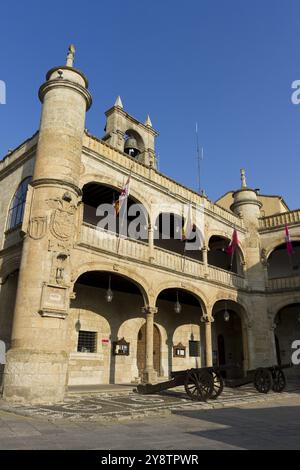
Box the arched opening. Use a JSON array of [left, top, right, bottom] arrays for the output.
[[208, 236, 243, 274], [82, 182, 148, 242], [155, 288, 205, 376], [268, 242, 300, 279], [212, 300, 246, 378], [137, 324, 161, 377], [124, 130, 144, 158], [154, 212, 203, 261], [274, 303, 300, 375], [69, 270, 146, 386]]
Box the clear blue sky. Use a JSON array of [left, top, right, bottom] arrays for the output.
[[1, 0, 300, 208]]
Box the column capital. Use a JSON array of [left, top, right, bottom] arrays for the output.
[[201, 314, 214, 323], [142, 306, 158, 315]]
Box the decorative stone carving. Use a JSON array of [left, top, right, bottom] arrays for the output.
[[29, 216, 48, 240], [48, 193, 77, 242], [261, 248, 268, 267]]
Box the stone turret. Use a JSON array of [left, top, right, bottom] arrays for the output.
[[231, 170, 265, 291], [3, 46, 92, 404], [231, 169, 262, 227]]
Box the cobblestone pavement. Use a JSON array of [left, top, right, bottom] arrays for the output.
[[1, 394, 300, 449], [1, 380, 300, 422]]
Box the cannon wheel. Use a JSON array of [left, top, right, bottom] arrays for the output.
[[272, 369, 286, 393], [254, 368, 273, 394], [209, 370, 224, 400], [184, 369, 214, 402]]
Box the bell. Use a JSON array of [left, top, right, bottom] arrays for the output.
[[124, 137, 140, 158]]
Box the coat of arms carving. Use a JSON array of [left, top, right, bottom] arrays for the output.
[[29, 217, 48, 240], [48, 192, 77, 242]]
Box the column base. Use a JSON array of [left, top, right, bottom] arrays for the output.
[[3, 349, 68, 404], [142, 369, 158, 384]]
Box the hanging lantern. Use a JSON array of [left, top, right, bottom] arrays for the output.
[[224, 309, 230, 322], [174, 291, 182, 314], [106, 275, 114, 303]]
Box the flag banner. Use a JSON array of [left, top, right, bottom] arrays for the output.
[[285, 224, 293, 256], [182, 204, 194, 242], [114, 176, 131, 216], [226, 229, 239, 256]]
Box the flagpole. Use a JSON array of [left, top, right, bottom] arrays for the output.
[[196, 123, 201, 194]]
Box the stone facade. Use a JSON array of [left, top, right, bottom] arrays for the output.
[[0, 46, 299, 404]]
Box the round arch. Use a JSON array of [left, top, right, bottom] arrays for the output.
[[208, 234, 245, 275], [154, 282, 208, 316], [124, 129, 145, 152], [212, 298, 250, 373], [80, 174, 151, 217], [72, 262, 151, 307], [265, 235, 300, 261]]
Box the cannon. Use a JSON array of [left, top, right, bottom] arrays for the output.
[[225, 363, 292, 394], [136, 366, 226, 402], [136, 363, 292, 402]]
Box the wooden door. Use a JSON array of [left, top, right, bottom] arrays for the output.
[[137, 324, 161, 376]]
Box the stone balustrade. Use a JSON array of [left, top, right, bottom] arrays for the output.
[[267, 275, 300, 291], [80, 223, 246, 290], [259, 210, 300, 231]]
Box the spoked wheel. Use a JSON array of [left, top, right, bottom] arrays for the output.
[[254, 368, 273, 394], [272, 369, 286, 393], [184, 369, 214, 402], [209, 370, 224, 400]]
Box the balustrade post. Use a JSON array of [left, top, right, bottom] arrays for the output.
[[148, 224, 155, 263]]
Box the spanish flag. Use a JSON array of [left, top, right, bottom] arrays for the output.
[[114, 176, 131, 216]]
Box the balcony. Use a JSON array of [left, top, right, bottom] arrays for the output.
[[267, 275, 300, 291], [79, 223, 246, 290], [259, 209, 300, 231]]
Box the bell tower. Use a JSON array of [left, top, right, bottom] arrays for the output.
[[3, 46, 92, 404], [103, 97, 158, 168]]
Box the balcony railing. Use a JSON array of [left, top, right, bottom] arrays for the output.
[[259, 210, 300, 231], [79, 223, 246, 289], [267, 275, 300, 291]]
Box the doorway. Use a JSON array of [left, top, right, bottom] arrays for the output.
[[137, 324, 161, 376]]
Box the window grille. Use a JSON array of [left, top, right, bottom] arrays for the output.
[[77, 331, 97, 353]]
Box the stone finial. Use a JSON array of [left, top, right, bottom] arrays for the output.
[[241, 168, 247, 188], [66, 44, 76, 67], [145, 115, 152, 127], [114, 96, 123, 109]]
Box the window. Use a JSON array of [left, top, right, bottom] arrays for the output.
[[189, 341, 200, 357], [6, 177, 32, 231], [77, 331, 97, 353]]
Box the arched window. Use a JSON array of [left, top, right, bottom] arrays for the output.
[[6, 177, 32, 231]]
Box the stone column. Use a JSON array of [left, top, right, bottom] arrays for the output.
[[148, 223, 155, 263], [142, 306, 158, 383], [203, 315, 214, 367]]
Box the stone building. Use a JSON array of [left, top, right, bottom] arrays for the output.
[[0, 46, 299, 404]]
